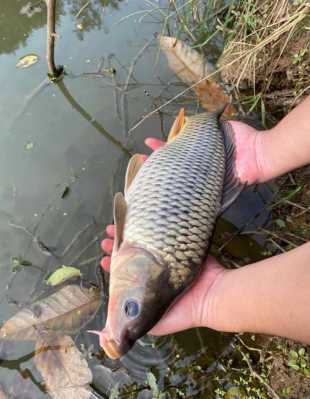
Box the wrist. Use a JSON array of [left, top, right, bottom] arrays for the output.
[[202, 265, 261, 334], [255, 127, 280, 183], [199, 267, 243, 332], [228, 120, 270, 185]]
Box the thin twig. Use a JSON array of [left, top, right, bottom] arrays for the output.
[[284, 199, 306, 210], [261, 228, 297, 248], [295, 206, 310, 218], [268, 237, 285, 253]]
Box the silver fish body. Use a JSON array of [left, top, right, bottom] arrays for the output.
[[97, 110, 242, 359], [124, 112, 228, 289]]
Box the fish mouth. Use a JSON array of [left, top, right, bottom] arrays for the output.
[[101, 336, 122, 360], [97, 329, 134, 360]]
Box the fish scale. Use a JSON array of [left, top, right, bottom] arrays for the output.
[[124, 112, 226, 282]]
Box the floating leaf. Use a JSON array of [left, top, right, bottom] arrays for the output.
[[159, 36, 236, 116], [16, 53, 39, 69], [0, 284, 100, 340], [24, 142, 34, 150], [61, 186, 70, 198], [46, 266, 82, 286], [11, 256, 32, 272], [35, 333, 93, 399]]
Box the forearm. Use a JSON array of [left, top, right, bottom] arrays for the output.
[[207, 242, 310, 343], [257, 96, 310, 182]]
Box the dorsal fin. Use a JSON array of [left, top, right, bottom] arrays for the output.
[[124, 154, 144, 194], [219, 120, 245, 214], [113, 192, 127, 254], [167, 108, 186, 143]]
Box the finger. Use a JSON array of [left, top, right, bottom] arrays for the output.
[[101, 256, 111, 272], [148, 291, 196, 336], [101, 238, 113, 254], [145, 138, 165, 151], [106, 225, 115, 238]]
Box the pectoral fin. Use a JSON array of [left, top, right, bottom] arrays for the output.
[[219, 121, 245, 214], [113, 192, 127, 254], [167, 108, 186, 143]]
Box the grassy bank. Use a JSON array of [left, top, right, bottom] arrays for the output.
[[167, 0, 310, 125]]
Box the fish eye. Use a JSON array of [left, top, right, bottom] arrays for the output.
[[124, 300, 140, 318]]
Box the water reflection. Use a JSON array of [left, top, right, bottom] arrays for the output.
[[0, 1, 45, 55], [0, 0, 124, 56]]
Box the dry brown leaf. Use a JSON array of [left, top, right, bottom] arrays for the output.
[[35, 333, 92, 399], [159, 35, 236, 116], [0, 284, 100, 341], [159, 35, 216, 85]]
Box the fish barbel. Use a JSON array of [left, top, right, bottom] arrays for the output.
[[91, 108, 243, 359]]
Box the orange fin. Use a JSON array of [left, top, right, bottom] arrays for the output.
[[124, 154, 144, 194], [167, 108, 186, 143]]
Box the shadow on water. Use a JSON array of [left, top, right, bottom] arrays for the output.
[[0, 1, 276, 397]]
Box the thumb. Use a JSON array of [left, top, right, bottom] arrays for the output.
[[149, 257, 225, 336]]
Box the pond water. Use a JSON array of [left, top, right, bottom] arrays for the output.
[[0, 1, 274, 397]]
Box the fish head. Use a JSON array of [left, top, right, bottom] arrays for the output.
[[97, 243, 174, 359]]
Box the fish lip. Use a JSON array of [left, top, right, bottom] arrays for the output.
[[102, 338, 122, 360], [100, 329, 134, 359], [99, 330, 122, 359]]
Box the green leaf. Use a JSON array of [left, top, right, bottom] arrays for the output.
[[225, 386, 247, 399], [300, 358, 307, 368], [289, 350, 298, 359], [147, 372, 159, 397], [298, 348, 306, 357], [303, 368, 310, 377], [16, 53, 39, 69], [25, 142, 34, 151], [288, 361, 299, 371], [46, 266, 81, 286], [275, 219, 286, 228]]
